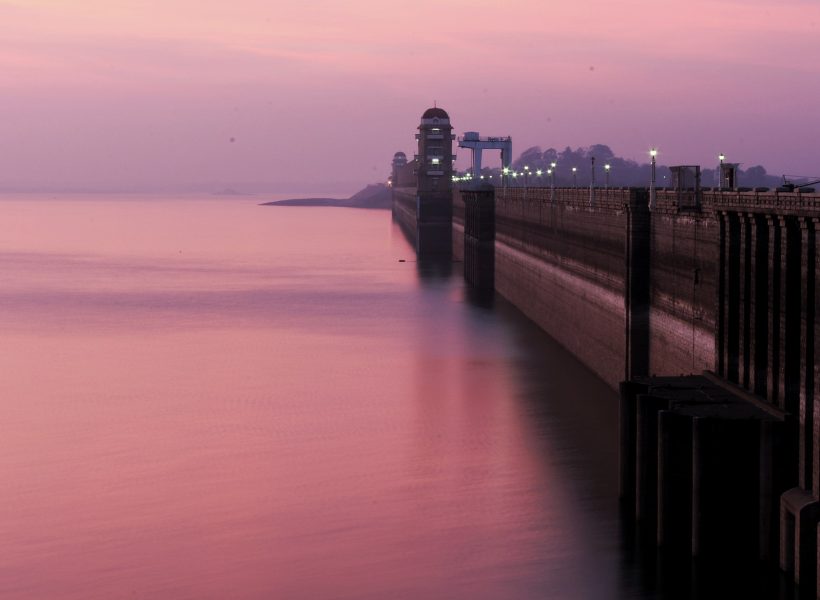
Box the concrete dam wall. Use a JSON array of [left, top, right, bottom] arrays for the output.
[[402, 180, 820, 588], [392, 186, 417, 245], [457, 186, 717, 389]]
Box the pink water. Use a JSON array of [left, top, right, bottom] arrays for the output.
[[0, 195, 671, 599]]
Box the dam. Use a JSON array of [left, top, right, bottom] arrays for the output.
[[392, 106, 820, 597]]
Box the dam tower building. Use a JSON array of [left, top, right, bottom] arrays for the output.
[[414, 107, 455, 255]]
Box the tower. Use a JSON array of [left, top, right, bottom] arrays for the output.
[[391, 151, 408, 188], [416, 107, 454, 193], [414, 107, 454, 256]]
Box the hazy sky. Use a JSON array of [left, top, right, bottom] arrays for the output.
[[1, 0, 819, 192]]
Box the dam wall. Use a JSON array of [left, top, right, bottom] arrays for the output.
[[452, 189, 465, 262], [491, 188, 638, 387], [392, 185, 452, 256], [395, 177, 820, 588], [458, 185, 820, 588], [392, 186, 417, 245], [646, 192, 719, 378], [470, 186, 716, 389], [463, 186, 820, 395]]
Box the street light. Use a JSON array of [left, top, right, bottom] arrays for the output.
[[718, 153, 725, 189], [548, 168, 555, 203], [590, 156, 596, 188], [572, 166, 578, 188], [604, 164, 611, 189], [649, 148, 658, 209]]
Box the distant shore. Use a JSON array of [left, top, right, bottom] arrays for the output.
[[261, 183, 390, 210]]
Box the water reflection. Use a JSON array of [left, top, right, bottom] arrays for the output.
[[0, 197, 795, 599], [416, 257, 454, 282]]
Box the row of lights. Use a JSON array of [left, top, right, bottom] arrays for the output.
[[453, 161, 615, 187], [453, 149, 730, 188]]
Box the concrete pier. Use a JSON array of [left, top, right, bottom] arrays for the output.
[[619, 375, 787, 561]]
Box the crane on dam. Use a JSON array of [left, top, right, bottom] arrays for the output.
[[457, 132, 512, 181]]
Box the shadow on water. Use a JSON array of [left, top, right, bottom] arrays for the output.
[[464, 289, 801, 600]]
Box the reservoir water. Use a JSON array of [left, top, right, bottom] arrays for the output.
[[0, 195, 781, 599]]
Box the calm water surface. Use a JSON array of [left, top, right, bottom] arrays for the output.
[[0, 195, 779, 599]]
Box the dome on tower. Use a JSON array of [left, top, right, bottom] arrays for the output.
[[421, 107, 449, 120]]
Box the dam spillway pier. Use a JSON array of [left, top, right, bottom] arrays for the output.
[[392, 105, 820, 596]]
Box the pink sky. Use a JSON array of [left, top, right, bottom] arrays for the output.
[[1, 0, 819, 192]]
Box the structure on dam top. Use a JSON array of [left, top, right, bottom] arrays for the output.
[[457, 132, 512, 179], [391, 106, 455, 256]]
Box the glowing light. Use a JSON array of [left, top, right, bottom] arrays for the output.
[[605, 164, 611, 171], [550, 162, 557, 168], [649, 148, 658, 157]]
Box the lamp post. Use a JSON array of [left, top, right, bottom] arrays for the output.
[[649, 148, 657, 209], [718, 153, 725, 190], [572, 166, 578, 188], [604, 164, 611, 189], [590, 157, 596, 187], [524, 165, 530, 188], [502, 166, 509, 189]]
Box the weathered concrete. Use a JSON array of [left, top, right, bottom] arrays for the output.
[[473, 187, 714, 388], [491, 188, 637, 387]]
